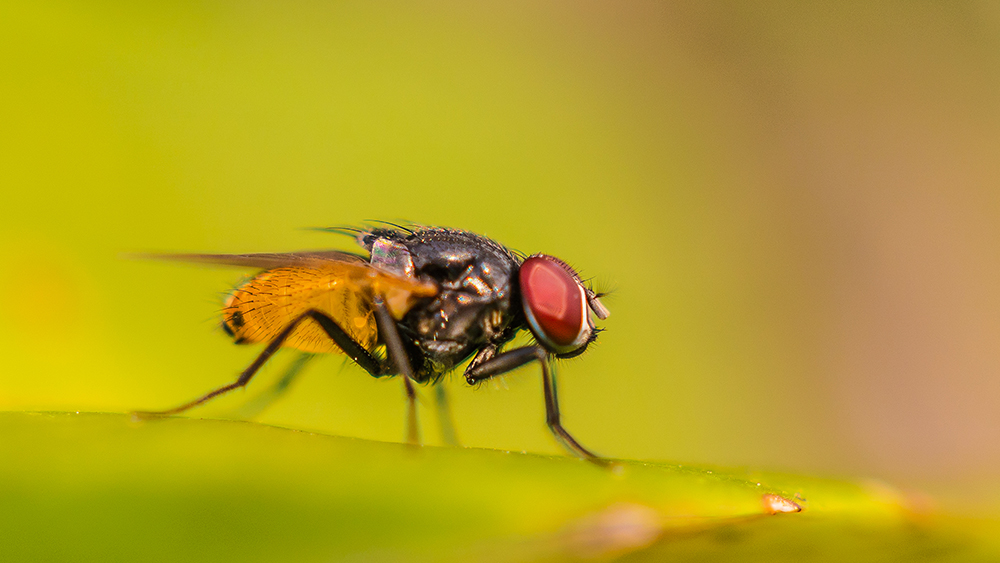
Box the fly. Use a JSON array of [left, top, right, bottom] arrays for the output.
[[135, 224, 611, 462]]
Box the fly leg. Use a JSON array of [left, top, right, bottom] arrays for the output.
[[464, 346, 605, 464], [133, 309, 388, 418], [434, 384, 460, 447], [234, 352, 316, 419], [372, 296, 421, 445]]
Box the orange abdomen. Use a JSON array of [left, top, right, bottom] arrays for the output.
[[222, 265, 379, 354]]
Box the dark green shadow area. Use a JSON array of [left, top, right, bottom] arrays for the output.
[[0, 412, 996, 562]]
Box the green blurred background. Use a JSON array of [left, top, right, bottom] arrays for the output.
[[2, 1, 999, 496]]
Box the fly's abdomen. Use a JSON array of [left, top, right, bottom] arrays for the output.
[[222, 265, 378, 354]]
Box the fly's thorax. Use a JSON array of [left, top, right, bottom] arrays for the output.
[[403, 291, 515, 380], [407, 289, 513, 344], [360, 225, 524, 374]]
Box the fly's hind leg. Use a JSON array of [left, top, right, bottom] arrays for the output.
[[133, 309, 387, 419], [234, 352, 317, 419]]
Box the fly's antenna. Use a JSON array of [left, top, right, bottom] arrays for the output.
[[587, 291, 611, 320], [583, 279, 613, 320]]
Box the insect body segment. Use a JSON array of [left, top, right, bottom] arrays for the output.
[[519, 255, 593, 354], [222, 261, 437, 354], [223, 265, 380, 354]]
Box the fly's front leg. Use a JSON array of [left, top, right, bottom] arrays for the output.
[[134, 309, 387, 419], [373, 296, 421, 445], [464, 346, 604, 464]]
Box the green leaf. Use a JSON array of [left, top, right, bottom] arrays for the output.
[[0, 412, 995, 562]]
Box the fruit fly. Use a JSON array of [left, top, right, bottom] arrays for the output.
[[136, 224, 610, 461]]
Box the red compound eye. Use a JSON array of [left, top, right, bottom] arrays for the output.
[[519, 255, 591, 353]]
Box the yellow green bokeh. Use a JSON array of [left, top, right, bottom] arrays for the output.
[[3, 1, 1000, 542]]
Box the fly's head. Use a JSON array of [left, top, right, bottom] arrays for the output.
[[518, 254, 609, 358]]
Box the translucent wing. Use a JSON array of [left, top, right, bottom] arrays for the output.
[[141, 250, 369, 269], [146, 251, 437, 355]]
